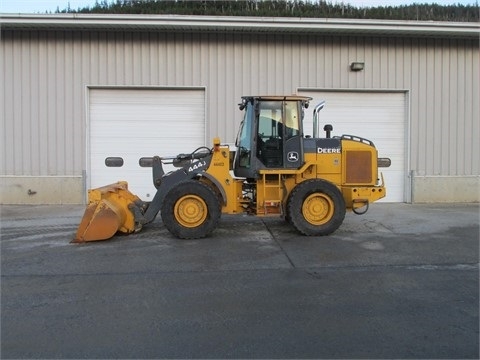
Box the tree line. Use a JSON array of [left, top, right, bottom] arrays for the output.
[[55, 0, 479, 22]]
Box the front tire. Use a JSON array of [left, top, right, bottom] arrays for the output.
[[161, 180, 221, 239], [287, 179, 346, 236]]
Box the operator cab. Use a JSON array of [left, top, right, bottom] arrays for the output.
[[233, 95, 312, 179]]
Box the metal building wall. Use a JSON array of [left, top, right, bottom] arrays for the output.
[[1, 29, 478, 203]]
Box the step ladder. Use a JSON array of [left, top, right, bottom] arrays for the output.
[[261, 173, 284, 215]]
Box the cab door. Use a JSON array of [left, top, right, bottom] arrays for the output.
[[257, 100, 304, 169]]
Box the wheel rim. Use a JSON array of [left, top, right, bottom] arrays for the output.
[[302, 193, 335, 225], [174, 195, 208, 228]]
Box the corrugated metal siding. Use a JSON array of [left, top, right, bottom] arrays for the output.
[[1, 30, 478, 178]]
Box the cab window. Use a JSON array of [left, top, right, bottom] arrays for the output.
[[284, 101, 300, 139]]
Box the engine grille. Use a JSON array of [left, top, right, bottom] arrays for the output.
[[345, 151, 372, 184]]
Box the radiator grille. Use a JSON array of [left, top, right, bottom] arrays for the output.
[[345, 151, 372, 183]]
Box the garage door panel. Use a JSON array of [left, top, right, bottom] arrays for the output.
[[91, 126, 197, 139], [300, 90, 406, 202], [89, 88, 205, 201]]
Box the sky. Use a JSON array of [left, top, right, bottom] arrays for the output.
[[0, 0, 477, 14]]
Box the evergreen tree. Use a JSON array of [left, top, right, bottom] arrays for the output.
[[62, 0, 479, 22]]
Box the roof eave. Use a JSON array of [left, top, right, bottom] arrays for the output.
[[1, 14, 478, 39]]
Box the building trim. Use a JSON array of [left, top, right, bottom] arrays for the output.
[[1, 14, 478, 39]]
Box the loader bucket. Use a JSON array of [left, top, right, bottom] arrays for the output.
[[72, 181, 142, 243]]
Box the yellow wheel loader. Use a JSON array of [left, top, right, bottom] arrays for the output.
[[73, 96, 390, 243]]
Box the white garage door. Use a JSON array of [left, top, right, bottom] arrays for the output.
[[299, 90, 406, 202], [89, 88, 205, 201]]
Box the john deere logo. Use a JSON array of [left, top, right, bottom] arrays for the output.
[[287, 151, 299, 162]]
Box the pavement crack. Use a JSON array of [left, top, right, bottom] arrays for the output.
[[261, 218, 296, 268], [301, 262, 480, 274]]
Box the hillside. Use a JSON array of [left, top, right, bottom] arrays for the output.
[[54, 0, 479, 22]]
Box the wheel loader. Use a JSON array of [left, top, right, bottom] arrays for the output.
[[73, 95, 390, 243]]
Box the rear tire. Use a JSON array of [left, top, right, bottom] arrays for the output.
[[287, 179, 346, 236], [161, 180, 221, 239]]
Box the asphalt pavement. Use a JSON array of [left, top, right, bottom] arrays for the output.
[[1, 203, 479, 359]]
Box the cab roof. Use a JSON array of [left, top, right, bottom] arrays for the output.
[[242, 95, 312, 102]]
